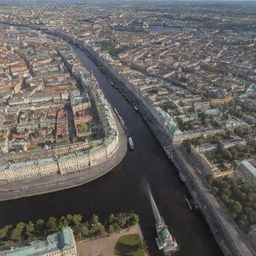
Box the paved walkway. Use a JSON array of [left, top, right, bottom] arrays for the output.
[[174, 146, 255, 256], [76, 224, 146, 256]]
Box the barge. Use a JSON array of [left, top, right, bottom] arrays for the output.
[[128, 136, 134, 150]]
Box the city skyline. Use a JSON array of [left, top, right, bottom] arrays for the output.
[[0, 1, 255, 256]]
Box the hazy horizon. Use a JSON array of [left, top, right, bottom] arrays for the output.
[[0, 0, 256, 3]]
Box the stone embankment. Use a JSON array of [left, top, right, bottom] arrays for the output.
[[0, 23, 127, 201], [0, 115, 127, 202]]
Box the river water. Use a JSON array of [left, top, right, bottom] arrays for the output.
[[0, 46, 222, 256], [148, 25, 196, 32]]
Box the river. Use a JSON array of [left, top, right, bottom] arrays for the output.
[[0, 44, 222, 256], [148, 25, 196, 32]]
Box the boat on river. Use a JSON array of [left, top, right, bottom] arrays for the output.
[[128, 136, 134, 150], [113, 108, 125, 127], [178, 172, 186, 183], [184, 195, 199, 211], [108, 77, 115, 86], [147, 185, 179, 255], [156, 219, 179, 255]]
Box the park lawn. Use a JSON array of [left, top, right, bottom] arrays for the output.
[[114, 234, 146, 256]]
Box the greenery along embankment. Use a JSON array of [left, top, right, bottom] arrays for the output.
[[208, 176, 256, 232], [114, 234, 146, 256], [205, 143, 256, 164], [0, 212, 139, 249], [100, 42, 130, 58], [183, 133, 256, 171]]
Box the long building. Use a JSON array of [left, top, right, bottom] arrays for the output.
[[0, 88, 120, 183], [238, 160, 256, 187], [0, 28, 125, 193]]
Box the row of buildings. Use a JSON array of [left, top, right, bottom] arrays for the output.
[[0, 2, 255, 254], [0, 25, 121, 184]]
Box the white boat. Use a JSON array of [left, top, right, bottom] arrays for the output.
[[156, 221, 179, 255], [113, 108, 125, 127], [184, 195, 199, 211], [128, 136, 134, 150], [147, 185, 179, 255], [179, 172, 186, 183], [108, 77, 115, 86], [184, 195, 193, 210]]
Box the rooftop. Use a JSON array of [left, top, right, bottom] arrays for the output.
[[240, 160, 256, 178], [1, 227, 76, 256]]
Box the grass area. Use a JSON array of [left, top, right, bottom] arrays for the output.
[[114, 234, 146, 256]]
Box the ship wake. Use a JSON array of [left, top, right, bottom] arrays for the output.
[[145, 181, 179, 255]]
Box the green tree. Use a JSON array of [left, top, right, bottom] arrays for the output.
[[183, 140, 192, 153], [58, 216, 69, 229], [221, 193, 230, 204], [0, 225, 12, 240], [108, 214, 115, 224], [81, 226, 90, 238], [35, 219, 45, 234], [74, 229, 84, 241], [72, 214, 83, 226], [24, 221, 35, 239], [89, 215, 105, 236], [108, 224, 116, 233], [46, 217, 58, 232], [232, 201, 243, 215], [10, 222, 26, 241], [91, 214, 100, 225], [65, 214, 74, 226], [79, 123, 89, 133]]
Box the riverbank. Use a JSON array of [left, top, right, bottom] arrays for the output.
[[1, 22, 252, 254], [0, 114, 127, 202], [172, 146, 254, 256], [0, 22, 226, 256]]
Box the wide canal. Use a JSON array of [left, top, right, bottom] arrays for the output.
[[0, 44, 223, 256]]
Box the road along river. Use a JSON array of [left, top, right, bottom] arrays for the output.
[[0, 34, 223, 256]]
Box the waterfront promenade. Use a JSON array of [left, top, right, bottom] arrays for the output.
[[0, 115, 127, 202], [173, 146, 254, 256]]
